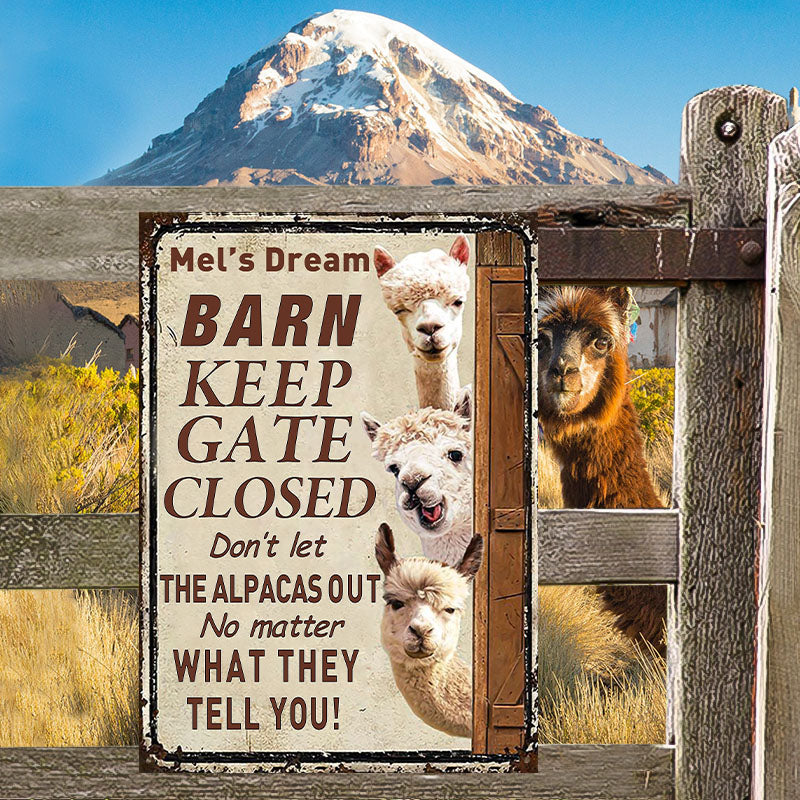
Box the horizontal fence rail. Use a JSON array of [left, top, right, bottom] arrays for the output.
[[0, 514, 137, 589], [2, 745, 674, 800], [0, 509, 678, 589], [0, 185, 691, 281], [537, 227, 766, 282], [538, 509, 678, 584]]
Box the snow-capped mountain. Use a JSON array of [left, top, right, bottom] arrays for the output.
[[92, 10, 669, 186]]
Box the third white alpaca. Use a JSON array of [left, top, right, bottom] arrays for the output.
[[376, 522, 482, 738]]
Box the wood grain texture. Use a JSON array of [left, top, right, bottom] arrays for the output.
[[0, 509, 677, 588], [538, 509, 678, 584], [681, 85, 788, 227], [753, 123, 800, 800], [674, 86, 787, 800], [476, 230, 512, 265], [0, 745, 674, 799], [0, 185, 689, 280], [0, 514, 138, 589], [674, 284, 764, 800], [472, 265, 493, 750], [486, 279, 527, 753], [538, 227, 767, 282], [476, 230, 526, 267]]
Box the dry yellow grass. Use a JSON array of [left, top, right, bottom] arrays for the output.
[[645, 428, 674, 505], [538, 585, 637, 706], [539, 643, 666, 744], [537, 442, 563, 509], [0, 590, 138, 746], [0, 355, 140, 745]]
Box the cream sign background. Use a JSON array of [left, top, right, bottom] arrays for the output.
[[142, 224, 476, 766]]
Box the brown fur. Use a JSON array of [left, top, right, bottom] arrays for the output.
[[538, 287, 666, 652]]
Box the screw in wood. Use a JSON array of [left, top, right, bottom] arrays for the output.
[[739, 240, 764, 265], [716, 119, 741, 143]]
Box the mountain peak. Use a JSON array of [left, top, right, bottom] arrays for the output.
[[92, 10, 669, 187], [285, 10, 516, 97]]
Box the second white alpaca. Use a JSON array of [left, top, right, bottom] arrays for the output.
[[361, 389, 473, 567], [374, 235, 470, 411]]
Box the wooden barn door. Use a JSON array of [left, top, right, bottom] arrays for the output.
[[472, 233, 528, 754]]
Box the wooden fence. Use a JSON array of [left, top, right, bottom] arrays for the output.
[[0, 84, 797, 799]]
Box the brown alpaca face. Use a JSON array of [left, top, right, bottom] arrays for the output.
[[537, 287, 627, 419]]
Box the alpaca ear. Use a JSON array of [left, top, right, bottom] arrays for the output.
[[599, 286, 630, 317], [374, 247, 396, 278], [537, 287, 556, 316], [375, 523, 397, 576], [360, 411, 382, 442], [449, 234, 470, 266], [454, 384, 472, 428], [456, 535, 483, 580]]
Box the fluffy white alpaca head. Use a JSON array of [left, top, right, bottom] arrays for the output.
[[361, 390, 472, 550], [374, 235, 470, 364], [375, 523, 482, 662]]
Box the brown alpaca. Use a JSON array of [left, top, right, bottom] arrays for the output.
[[537, 286, 665, 652]]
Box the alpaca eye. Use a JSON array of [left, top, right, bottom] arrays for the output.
[[444, 607, 456, 614], [447, 450, 463, 463], [393, 308, 407, 316], [388, 464, 400, 475], [594, 336, 611, 351], [389, 599, 404, 610], [452, 299, 464, 308]]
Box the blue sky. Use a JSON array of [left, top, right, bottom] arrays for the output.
[[1, 0, 797, 185]]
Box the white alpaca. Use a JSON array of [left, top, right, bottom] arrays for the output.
[[376, 522, 482, 738], [374, 235, 470, 411], [361, 389, 473, 567]]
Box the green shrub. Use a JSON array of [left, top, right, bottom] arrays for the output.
[[0, 358, 139, 513], [629, 367, 674, 445]]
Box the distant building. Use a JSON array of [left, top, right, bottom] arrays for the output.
[[0, 281, 126, 373], [119, 314, 140, 371], [629, 288, 677, 369]]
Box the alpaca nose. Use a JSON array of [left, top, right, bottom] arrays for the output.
[[416, 320, 443, 336], [408, 623, 432, 640], [550, 357, 579, 378], [401, 474, 429, 495]]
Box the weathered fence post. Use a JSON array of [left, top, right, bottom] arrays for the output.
[[753, 121, 800, 800], [674, 86, 787, 799]]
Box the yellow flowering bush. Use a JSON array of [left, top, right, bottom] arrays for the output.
[[629, 367, 675, 445], [0, 358, 139, 513]]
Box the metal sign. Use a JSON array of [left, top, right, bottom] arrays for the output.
[[139, 214, 537, 772]]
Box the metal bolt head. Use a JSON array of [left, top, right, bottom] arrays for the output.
[[739, 240, 764, 265], [717, 119, 741, 142]]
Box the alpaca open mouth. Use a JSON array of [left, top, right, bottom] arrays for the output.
[[417, 501, 446, 529]]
